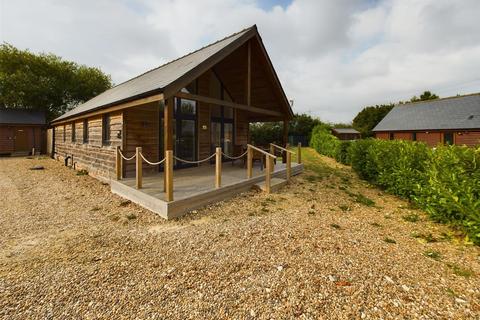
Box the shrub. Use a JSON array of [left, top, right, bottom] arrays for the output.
[[310, 131, 480, 245], [334, 140, 352, 165], [414, 146, 480, 242], [310, 124, 340, 158]]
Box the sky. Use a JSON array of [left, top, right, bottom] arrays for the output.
[[1, 0, 480, 123]]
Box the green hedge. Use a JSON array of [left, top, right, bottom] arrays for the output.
[[310, 125, 339, 158], [310, 125, 480, 244]]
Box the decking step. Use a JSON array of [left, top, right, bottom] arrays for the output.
[[253, 177, 288, 193]]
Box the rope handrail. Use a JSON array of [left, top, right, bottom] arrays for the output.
[[174, 153, 216, 164], [270, 143, 296, 154], [222, 150, 248, 160], [118, 149, 136, 161], [247, 144, 277, 159], [139, 152, 166, 166]]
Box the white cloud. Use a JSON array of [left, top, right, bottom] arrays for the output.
[[1, 0, 480, 122]]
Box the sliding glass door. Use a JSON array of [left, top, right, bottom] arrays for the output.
[[211, 105, 234, 159], [175, 97, 197, 168]]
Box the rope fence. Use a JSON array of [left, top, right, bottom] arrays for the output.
[[118, 149, 136, 161], [140, 152, 166, 166], [116, 142, 302, 201], [221, 150, 248, 160], [173, 153, 216, 164]]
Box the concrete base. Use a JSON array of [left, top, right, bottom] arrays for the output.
[[111, 162, 303, 219], [253, 177, 288, 193]]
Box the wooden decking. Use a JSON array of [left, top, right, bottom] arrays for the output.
[[111, 161, 303, 219]]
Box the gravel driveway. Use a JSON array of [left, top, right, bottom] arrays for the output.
[[0, 151, 479, 319]]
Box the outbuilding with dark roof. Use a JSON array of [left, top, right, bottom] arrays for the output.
[[373, 94, 480, 147], [0, 108, 46, 155], [331, 128, 361, 140]]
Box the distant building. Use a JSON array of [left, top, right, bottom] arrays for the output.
[[0, 109, 46, 156], [373, 94, 480, 147], [331, 128, 361, 140]]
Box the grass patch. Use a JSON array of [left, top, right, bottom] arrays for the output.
[[76, 169, 88, 176], [447, 263, 474, 278], [402, 213, 420, 222], [370, 222, 382, 228], [338, 205, 351, 212], [424, 250, 441, 261], [344, 190, 375, 207], [330, 223, 341, 229], [126, 213, 137, 220], [411, 231, 437, 243], [383, 237, 396, 244]]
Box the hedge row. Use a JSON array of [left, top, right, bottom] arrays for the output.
[[310, 125, 480, 244]]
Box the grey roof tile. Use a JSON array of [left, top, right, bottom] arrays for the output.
[[54, 26, 254, 122], [0, 109, 46, 125], [332, 128, 359, 134], [373, 94, 480, 131]]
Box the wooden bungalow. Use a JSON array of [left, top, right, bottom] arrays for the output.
[[0, 109, 46, 156], [373, 94, 480, 147], [50, 25, 303, 218]]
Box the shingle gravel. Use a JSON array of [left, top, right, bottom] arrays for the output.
[[0, 152, 479, 319]]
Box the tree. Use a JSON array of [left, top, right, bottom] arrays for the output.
[[0, 43, 112, 120], [249, 113, 324, 146], [352, 104, 394, 137], [410, 91, 439, 102]]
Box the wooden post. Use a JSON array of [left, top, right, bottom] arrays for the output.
[[247, 145, 253, 179], [297, 142, 302, 164], [269, 144, 274, 156], [164, 98, 173, 191], [165, 150, 173, 201], [286, 152, 291, 181], [282, 120, 289, 163], [136, 147, 142, 189], [285, 143, 290, 163], [115, 146, 122, 180], [31, 148, 35, 156], [246, 40, 251, 106], [265, 156, 272, 194], [215, 147, 222, 188]]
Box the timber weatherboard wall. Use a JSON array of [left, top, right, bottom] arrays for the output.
[[54, 112, 122, 178]]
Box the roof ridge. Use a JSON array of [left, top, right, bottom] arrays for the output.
[[398, 92, 480, 107], [107, 25, 257, 90]]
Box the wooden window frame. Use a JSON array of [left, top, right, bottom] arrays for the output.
[[71, 123, 76, 143], [83, 119, 89, 144], [102, 114, 111, 146]]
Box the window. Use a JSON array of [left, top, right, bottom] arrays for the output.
[[83, 119, 89, 143], [71, 123, 76, 142], [102, 114, 110, 145], [444, 132, 454, 145], [389, 132, 394, 140], [412, 132, 417, 141]]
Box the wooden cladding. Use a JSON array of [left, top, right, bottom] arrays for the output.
[[124, 103, 160, 178], [53, 111, 123, 178]]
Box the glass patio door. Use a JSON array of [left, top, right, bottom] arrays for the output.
[[211, 106, 234, 160], [175, 98, 197, 168]]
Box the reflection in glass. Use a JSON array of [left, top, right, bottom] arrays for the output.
[[224, 123, 233, 156]]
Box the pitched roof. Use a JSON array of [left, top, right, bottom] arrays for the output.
[[332, 128, 359, 134], [0, 109, 46, 125], [54, 25, 291, 123], [373, 93, 480, 132]]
